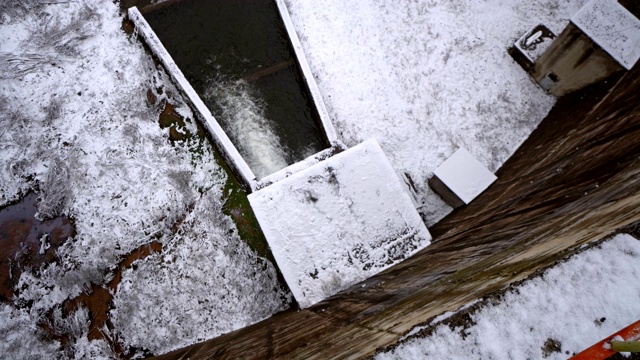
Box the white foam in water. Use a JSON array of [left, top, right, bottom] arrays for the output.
[[204, 80, 290, 179]]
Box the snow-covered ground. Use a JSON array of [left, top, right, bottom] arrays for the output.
[[0, 1, 288, 358], [376, 233, 640, 359], [3, 0, 629, 358], [284, 0, 587, 225]]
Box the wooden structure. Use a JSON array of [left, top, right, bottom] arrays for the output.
[[153, 61, 640, 359]]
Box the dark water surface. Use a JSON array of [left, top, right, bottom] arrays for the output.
[[0, 193, 75, 301], [143, 0, 329, 178]]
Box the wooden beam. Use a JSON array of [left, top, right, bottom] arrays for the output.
[[241, 59, 294, 83]]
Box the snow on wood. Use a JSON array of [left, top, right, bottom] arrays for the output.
[[571, 0, 640, 70], [248, 139, 431, 308], [433, 148, 497, 205], [127, 7, 258, 191], [275, 0, 338, 146]]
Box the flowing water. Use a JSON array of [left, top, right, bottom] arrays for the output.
[[204, 79, 290, 178], [143, 0, 329, 179]]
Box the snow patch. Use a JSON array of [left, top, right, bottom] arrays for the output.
[[111, 187, 289, 355], [284, 0, 586, 225], [1, 1, 289, 356], [0, 304, 61, 358]]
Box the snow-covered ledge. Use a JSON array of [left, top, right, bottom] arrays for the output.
[[248, 139, 431, 308], [127, 7, 258, 191], [256, 146, 343, 190]]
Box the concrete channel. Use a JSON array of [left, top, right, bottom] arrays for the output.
[[151, 62, 640, 359], [128, 0, 338, 191]]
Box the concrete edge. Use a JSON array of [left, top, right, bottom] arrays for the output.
[[127, 6, 258, 191], [275, 0, 339, 146]]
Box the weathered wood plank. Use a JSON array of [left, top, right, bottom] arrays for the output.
[[241, 59, 294, 83]]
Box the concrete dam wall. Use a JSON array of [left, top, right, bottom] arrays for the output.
[[155, 64, 640, 359]]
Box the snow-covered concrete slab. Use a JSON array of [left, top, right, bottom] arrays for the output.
[[248, 139, 431, 308], [572, 0, 640, 70], [256, 146, 343, 190], [432, 148, 497, 206]]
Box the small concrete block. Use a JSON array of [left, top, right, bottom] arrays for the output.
[[431, 148, 497, 207]]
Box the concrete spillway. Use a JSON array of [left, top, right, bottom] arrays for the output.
[[153, 65, 640, 359], [128, 0, 337, 190]]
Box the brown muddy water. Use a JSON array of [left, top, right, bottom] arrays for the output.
[[0, 190, 165, 356], [0, 192, 74, 302]]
